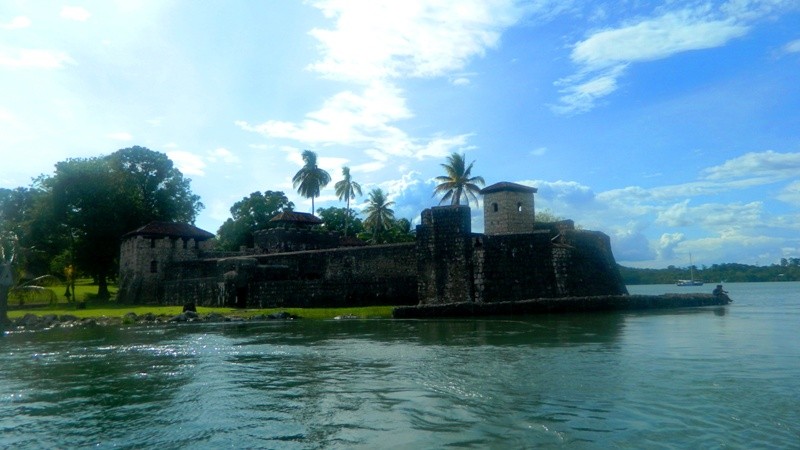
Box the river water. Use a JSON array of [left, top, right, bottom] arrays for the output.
[[1, 282, 798, 449]]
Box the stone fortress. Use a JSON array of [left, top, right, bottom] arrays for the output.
[[117, 182, 629, 308]]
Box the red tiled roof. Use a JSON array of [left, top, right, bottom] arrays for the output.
[[123, 221, 214, 240]]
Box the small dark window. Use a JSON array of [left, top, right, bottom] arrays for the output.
[[182, 239, 188, 249], [150, 238, 156, 248], [517, 202, 523, 212], [150, 260, 158, 273], [492, 203, 498, 212], [171, 238, 176, 248]]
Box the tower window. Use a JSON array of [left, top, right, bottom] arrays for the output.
[[150, 260, 158, 273], [517, 202, 523, 212], [492, 203, 498, 212], [150, 238, 156, 248]]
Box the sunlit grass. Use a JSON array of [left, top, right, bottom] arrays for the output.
[[6, 278, 395, 320]]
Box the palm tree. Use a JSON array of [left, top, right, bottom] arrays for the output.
[[292, 150, 331, 214], [363, 188, 395, 243], [433, 152, 485, 207], [334, 166, 362, 237]]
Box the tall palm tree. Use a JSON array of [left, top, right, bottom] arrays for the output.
[[334, 166, 362, 237], [292, 150, 331, 214], [363, 188, 395, 243], [433, 152, 485, 207]]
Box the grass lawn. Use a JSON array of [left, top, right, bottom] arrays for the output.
[[6, 279, 395, 320]]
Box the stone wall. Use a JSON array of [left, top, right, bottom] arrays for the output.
[[157, 242, 418, 308], [117, 235, 212, 304], [254, 228, 341, 253], [416, 206, 474, 305], [476, 231, 558, 302]]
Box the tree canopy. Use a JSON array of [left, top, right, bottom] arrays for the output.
[[292, 150, 331, 214], [334, 166, 362, 237], [216, 191, 294, 250], [363, 188, 396, 243], [23, 147, 202, 298], [433, 152, 485, 207]]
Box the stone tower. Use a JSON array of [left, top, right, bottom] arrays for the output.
[[481, 182, 537, 235], [117, 222, 214, 303]]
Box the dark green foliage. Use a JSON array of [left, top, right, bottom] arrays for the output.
[[30, 147, 202, 299], [363, 188, 395, 243], [316, 206, 365, 236], [619, 261, 800, 284], [292, 150, 331, 214], [216, 191, 294, 250], [333, 166, 362, 237], [433, 152, 485, 207]]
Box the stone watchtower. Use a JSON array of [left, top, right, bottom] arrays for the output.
[[480, 182, 537, 235], [117, 222, 214, 304]]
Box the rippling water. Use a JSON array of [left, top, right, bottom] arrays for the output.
[[2, 282, 799, 448]]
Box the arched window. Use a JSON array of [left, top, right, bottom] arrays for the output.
[[150, 260, 158, 273], [517, 202, 523, 212]]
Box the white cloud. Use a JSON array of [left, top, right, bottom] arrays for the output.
[[1, 16, 31, 30], [783, 39, 800, 54], [0, 48, 75, 69], [554, 6, 750, 114], [530, 147, 547, 156], [238, 81, 468, 162], [207, 147, 240, 164], [308, 0, 524, 82], [61, 6, 91, 21], [167, 151, 206, 176], [703, 150, 800, 180], [777, 181, 800, 205], [657, 232, 684, 260], [571, 11, 747, 70]]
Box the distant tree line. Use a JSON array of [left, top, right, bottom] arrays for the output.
[[619, 261, 800, 285]]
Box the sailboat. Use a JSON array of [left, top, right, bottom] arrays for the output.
[[676, 254, 704, 286]]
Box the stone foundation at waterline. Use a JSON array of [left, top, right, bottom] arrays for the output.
[[117, 182, 629, 308]]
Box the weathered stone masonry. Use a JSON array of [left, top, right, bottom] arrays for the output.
[[118, 181, 628, 307]]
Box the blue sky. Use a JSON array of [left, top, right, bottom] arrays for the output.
[[1, 0, 799, 268]]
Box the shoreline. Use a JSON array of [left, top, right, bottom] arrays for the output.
[[393, 293, 732, 318]]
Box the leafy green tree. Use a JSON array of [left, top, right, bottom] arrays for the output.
[[433, 152, 485, 207], [334, 166, 362, 236], [317, 206, 365, 236], [292, 150, 331, 214], [216, 191, 294, 250], [39, 147, 202, 299], [363, 188, 395, 243]]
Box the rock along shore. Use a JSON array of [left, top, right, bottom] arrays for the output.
[[2, 310, 298, 332], [392, 293, 732, 319]]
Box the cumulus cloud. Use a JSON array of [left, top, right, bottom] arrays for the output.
[[702, 150, 800, 181], [0, 49, 75, 69], [308, 0, 524, 82], [61, 6, 91, 21], [613, 229, 656, 262], [657, 232, 684, 260], [553, 5, 752, 114], [237, 82, 470, 163], [167, 151, 206, 176], [1, 16, 31, 29]]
